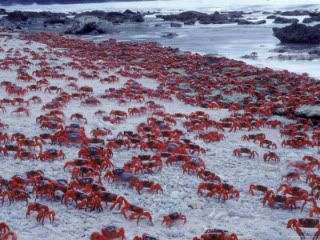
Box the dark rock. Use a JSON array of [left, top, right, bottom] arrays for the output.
[[74, 10, 144, 24], [237, 19, 266, 25], [277, 10, 311, 16], [170, 22, 182, 28], [209, 11, 230, 24], [273, 17, 299, 24], [6, 11, 66, 22], [183, 19, 196, 25], [0, 10, 144, 35], [156, 11, 207, 22], [227, 11, 244, 19], [156, 11, 240, 25], [0, 9, 6, 15], [303, 18, 313, 24], [267, 15, 277, 19], [310, 12, 320, 18], [302, 12, 320, 24], [198, 16, 211, 24], [44, 17, 69, 25], [273, 23, 320, 44]]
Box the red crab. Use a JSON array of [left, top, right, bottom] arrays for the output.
[[287, 218, 320, 240], [162, 212, 186, 227], [90, 226, 125, 240], [193, 229, 238, 240], [263, 151, 280, 162], [38, 149, 65, 161], [233, 148, 258, 159]]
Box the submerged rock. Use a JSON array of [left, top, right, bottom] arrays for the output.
[[161, 32, 178, 38], [273, 23, 320, 44], [156, 11, 242, 25], [237, 19, 266, 25]]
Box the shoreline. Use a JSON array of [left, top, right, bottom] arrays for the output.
[[1, 8, 320, 79]]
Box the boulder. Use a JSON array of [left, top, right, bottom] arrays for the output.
[[237, 19, 266, 25], [273, 17, 299, 24], [273, 23, 320, 44], [267, 15, 277, 19]]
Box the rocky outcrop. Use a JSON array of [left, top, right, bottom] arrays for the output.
[[6, 11, 67, 22], [0, 10, 144, 35], [273, 23, 320, 44], [273, 17, 299, 24], [156, 11, 243, 25], [74, 10, 144, 24]]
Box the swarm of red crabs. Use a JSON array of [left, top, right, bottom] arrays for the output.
[[0, 27, 319, 240]]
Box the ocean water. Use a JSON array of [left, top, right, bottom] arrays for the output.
[[2, 0, 320, 13], [2, 0, 320, 78]]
